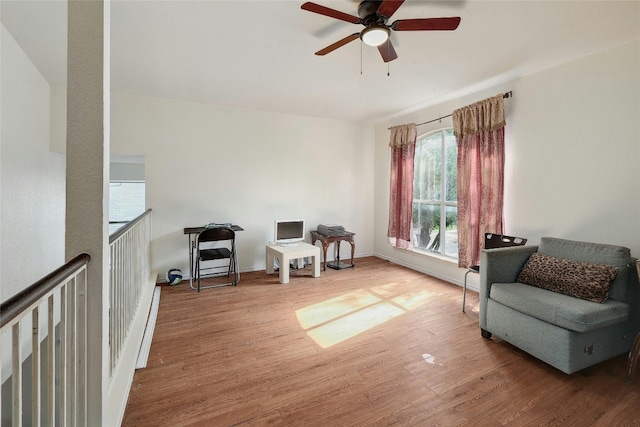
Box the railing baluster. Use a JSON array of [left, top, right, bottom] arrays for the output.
[[32, 307, 41, 425], [12, 323, 23, 427], [47, 294, 55, 427], [76, 269, 87, 425], [60, 284, 67, 427], [110, 241, 115, 370], [67, 277, 76, 427]]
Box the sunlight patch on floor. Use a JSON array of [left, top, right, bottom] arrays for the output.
[[296, 282, 433, 348], [392, 289, 431, 310], [306, 302, 405, 348], [369, 282, 404, 297], [295, 289, 381, 330]]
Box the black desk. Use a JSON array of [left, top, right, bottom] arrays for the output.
[[183, 224, 244, 235], [183, 224, 243, 289]]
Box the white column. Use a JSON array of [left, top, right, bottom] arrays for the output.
[[66, 0, 110, 424], [0, 6, 4, 425]]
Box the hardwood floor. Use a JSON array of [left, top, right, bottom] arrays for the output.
[[122, 257, 639, 426]]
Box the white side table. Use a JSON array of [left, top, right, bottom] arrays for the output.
[[265, 242, 321, 284]]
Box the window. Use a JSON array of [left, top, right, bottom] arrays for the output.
[[109, 181, 145, 234], [412, 128, 458, 259]]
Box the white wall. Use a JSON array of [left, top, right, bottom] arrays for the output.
[[1, 22, 66, 393], [373, 40, 640, 290], [110, 93, 374, 277], [0, 23, 65, 304], [10, 17, 637, 297]]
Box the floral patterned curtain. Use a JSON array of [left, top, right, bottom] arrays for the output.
[[387, 123, 417, 249], [454, 94, 506, 268]]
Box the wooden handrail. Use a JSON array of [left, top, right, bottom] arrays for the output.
[[0, 252, 91, 329], [109, 208, 153, 244]]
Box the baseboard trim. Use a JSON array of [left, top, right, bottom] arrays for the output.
[[136, 286, 161, 369]]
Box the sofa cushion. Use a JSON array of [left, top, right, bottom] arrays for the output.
[[516, 252, 618, 303], [538, 237, 631, 301], [490, 282, 629, 333]]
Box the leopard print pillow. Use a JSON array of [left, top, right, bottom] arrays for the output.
[[516, 252, 618, 303]]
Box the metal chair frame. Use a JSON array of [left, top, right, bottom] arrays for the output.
[[191, 227, 239, 292], [463, 233, 527, 312]]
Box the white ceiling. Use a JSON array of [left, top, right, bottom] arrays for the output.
[[2, 0, 639, 122]]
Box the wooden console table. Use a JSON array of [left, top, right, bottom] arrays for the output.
[[310, 230, 355, 271]]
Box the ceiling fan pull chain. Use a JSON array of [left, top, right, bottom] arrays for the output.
[[360, 40, 363, 75], [386, 40, 390, 76]]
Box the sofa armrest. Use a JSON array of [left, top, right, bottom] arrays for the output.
[[479, 245, 538, 329]]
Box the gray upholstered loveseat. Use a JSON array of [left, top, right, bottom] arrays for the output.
[[480, 237, 638, 374]]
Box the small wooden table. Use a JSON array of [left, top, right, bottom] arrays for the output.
[[310, 230, 355, 271]]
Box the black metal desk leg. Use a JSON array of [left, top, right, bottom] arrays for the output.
[[463, 270, 472, 313], [188, 234, 193, 288], [188, 234, 198, 290]]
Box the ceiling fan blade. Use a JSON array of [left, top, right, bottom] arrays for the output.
[[377, 0, 405, 19], [315, 33, 361, 56], [391, 17, 461, 31], [301, 2, 362, 24], [377, 39, 398, 63]]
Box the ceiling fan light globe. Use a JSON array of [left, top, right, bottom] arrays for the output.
[[361, 26, 390, 47]]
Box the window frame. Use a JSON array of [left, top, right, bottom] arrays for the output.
[[109, 180, 146, 234], [411, 127, 458, 260]]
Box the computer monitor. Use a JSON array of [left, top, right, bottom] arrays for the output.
[[274, 219, 305, 245]]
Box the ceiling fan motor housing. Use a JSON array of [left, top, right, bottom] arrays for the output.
[[358, 0, 388, 25]]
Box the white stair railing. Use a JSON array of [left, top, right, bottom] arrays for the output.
[[106, 209, 155, 426], [108, 209, 152, 373], [0, 253, 91, 426], [1, 208, 155, 426]]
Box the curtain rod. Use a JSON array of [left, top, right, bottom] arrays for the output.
[[389, 91, 513, 130]]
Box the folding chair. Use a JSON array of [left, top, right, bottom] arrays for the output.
[[462, 233, 527, 312], [191, 226, 239, 292]]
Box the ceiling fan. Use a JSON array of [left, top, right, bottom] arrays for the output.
[[301, 0, 461, 63]]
